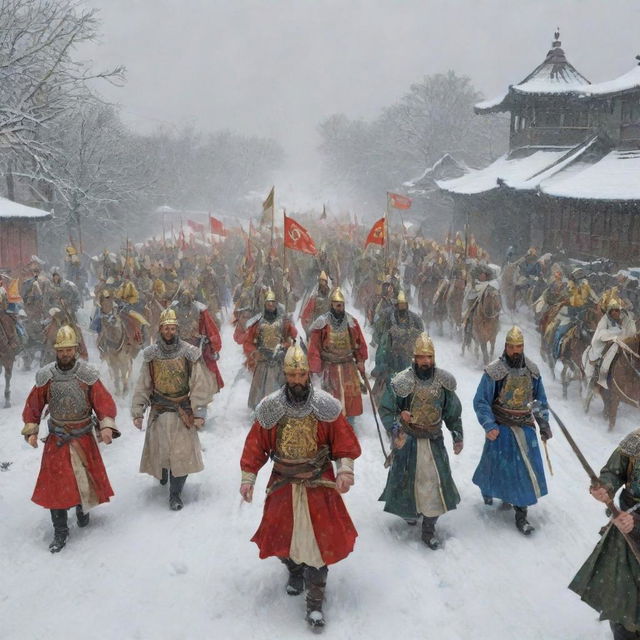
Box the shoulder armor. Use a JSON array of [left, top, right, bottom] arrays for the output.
[[525, 357, 540, 378], [255, 389, 286, 428], [35, 362, 56, 387], [485, 358, 509, 381], [193, 301, 207, 312], [308, 313, 330, 333], [310, 388, 342, 422], [75, 361, 100, 385], [390, 367, 416, 398], [434, 368, 457, 391], [619, 428, 640, 458], [180, 340, 202, 362], [142, 343, 160, 362]]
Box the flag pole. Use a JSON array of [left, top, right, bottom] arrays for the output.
[[282, 210, 287, 276], [384, 193, 390, 270]]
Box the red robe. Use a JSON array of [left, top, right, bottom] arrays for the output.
[[22, 380, 116, 509], [308, 316, 368, 417], [199, 309, 224, 389], [241, 414, 361, 565], [242, 315, 297, 371]]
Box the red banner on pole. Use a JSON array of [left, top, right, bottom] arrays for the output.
[[365, 217, 385, 247], [187, 219, 205, 233], [388, 192, 412, 210], [283, 214, 317, 255], [209, 216, 225, 236]]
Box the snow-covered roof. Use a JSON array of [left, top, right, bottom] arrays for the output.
[[581, 64, 640, 97], [0, 196, 50, 220], [540, 149, 640, 201], [436, 147, 571, 195]]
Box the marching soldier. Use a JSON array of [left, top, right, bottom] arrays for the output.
[[300, 271, 331, 336], [21, 325, 119, 552], [131, 308, 216, 510]]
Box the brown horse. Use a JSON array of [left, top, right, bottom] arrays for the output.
[[416, 267, 441, 331], [464, 285, 502, 364], [0, 311, 20, 407], [598, 332, 640, 431]]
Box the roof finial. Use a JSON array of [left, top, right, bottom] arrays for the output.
[[553, 27, 561, 48]]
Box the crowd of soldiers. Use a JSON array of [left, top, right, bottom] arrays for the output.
[[4, 218, 640, 636]]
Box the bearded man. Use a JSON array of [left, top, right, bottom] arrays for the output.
[[131, 308, 216, 510], [21, 325, 119, 552], [472, 326, 552, 535], [300, 270, 331, 336], [240, 344, 361, 629], [379, 333, 462, 549]]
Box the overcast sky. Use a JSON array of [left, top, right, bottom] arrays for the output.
[[83, 0, 640, 168]]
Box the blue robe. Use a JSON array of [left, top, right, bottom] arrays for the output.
[[472, 370, 549, 507]]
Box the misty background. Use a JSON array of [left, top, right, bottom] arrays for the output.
[[3, 0, 640, 252]]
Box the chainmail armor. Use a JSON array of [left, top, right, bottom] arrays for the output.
[[619, 429, 640, 458], [255, 385, 342, 429], [308, 311, 357, 333], [35, 360, 99, 388], [485, 356, 540, 381], [142, 338, 201, 363], [391, 366, 456, 398]]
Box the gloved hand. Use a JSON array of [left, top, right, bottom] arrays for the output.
[[538, 419, 552, 441]]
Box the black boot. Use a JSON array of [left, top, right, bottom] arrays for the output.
[[169, 472, 187, 510], [160, 468, 169, 486], [304, 565, 328, 628], [75, 504, 90, 528], [421, 516, 440, 550], [514, 506, 534, 535], [482, 495, 493, 506], [49, 509, 69, 553], [281, 558, 305, 595], [610, 621, 640, 639]]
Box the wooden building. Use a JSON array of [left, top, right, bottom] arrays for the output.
[[0, 197, 51, 271], [437, 31, 640, 264]]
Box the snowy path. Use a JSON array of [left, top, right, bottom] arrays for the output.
[[1, 300, 634, 640]]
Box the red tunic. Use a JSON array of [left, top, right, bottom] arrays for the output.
[[300, 297, 317, 333], [242, 315, 297, 371], [241, 414, 361, 565], [308, 317, 368, 417], [199, 309, 224, 389], [22, 380, 116, 509]]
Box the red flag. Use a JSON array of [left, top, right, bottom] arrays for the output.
[[178, 229, 187, 250], [209, 215, 225, 236], [388, 192, 412, 210], [187, 219, 205, 233], [283, 214, 317, 255], [365, 217, 385, 247]]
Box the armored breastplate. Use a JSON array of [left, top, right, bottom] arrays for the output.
[[276, 413, 319, 460], [326, 321, 351, 356], [151, 357, 190, 397], [495, 369, 533, 411], [47, 369, 91, 423], [259, 317, 282, 350], [410, 378, 444, 427]]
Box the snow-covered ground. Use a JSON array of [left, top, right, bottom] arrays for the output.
[[1, 298, 635, 640]]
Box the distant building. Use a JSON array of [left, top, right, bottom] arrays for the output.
[[437, 31, 640, 264], [0, 197, 51, 271]]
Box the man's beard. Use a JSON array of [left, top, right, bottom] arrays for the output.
[[330, 307, 345, 321], [56, 356, 76, 371], [504, 351, 525, 368], [286, 382, 310, 403], [264, 308, 277, 321], [413, 363, 434, 380], [397, 308, 408, 320]]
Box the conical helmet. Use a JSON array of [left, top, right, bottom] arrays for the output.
[[319, 270, 328, 282], [265, 288, 277, 302], [413, 332, 435, 357], [505, 325, 524, 346], [159, 308, 178, 326], [283, 343, 309, 374], [54, 325, 79, 349], [330, 287, 345, 303], [607, 297, 622, 311], [396, 290, 407, 304]]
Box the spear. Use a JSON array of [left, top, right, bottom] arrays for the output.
[[545, 403, 640, 564]]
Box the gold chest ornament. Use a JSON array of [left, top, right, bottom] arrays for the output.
[[151, 356, 190, 397], [410, 382, 443, 427], [326, 323, 351, 354], [276, 414, 319, 460], [496, 372, 533, 411], [48, 378, 91, 422], [259, 318, 281, 350]]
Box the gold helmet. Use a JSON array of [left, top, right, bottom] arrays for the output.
[[396, 290, 407, 305], [330, 287, 345, 303], [413, 332, 435, 357], [319, 270, 328, 282], [54, 325, 79, 349], [505, 325, 524, 346], [607, 297, 622, 311], [265, 288, 276, 302], [159, 308, 178, 326], [283, 343, 309, 374]]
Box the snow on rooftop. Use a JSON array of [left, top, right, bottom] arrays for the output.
[[582, 64, 640, 96], [474, 93, 508, 112], [436, 148, 570, 195], [540, 149, 640, 200], [0, 196, 50, 220]]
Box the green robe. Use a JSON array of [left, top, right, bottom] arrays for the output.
[[569, 438, 640, 632], [378, 367, 463, 519]]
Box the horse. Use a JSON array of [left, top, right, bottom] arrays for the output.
[[0, 311, 20, 407], [597, 332, 640, 431], [445, 276, 466, 337], [416, 267, 441, 331], [430, 278, 450, 337], [463, 285, 502, 364]]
